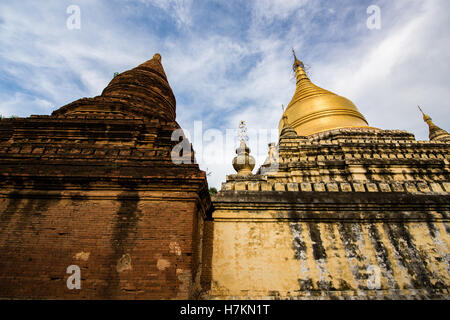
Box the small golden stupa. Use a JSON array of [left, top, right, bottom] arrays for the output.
[[418, 106, 450, 142], [232, 121, 255, 175], [279, 50, 370, 136]]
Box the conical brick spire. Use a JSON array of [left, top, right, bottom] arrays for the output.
[[53, 54, 176, 121]]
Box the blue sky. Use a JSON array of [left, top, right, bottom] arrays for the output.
[[1, 0, 449, 188]]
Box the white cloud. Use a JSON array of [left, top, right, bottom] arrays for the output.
[[312, 0, 450, 140], [251, 0, 309, 23], [137, 0, 193, 27], [0, 1, 162, 110], [0, 92, 53, 117]]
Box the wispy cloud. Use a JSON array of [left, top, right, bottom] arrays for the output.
[[251, 0, 309, 24], [136, 0, 193, 27]]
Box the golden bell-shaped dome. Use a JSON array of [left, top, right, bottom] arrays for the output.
[[279, 53, 369, 136]]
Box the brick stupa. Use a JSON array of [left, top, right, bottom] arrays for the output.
[[0, 54, 211, 299]]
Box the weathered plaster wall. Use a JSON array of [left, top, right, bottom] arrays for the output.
[[207, 192, 450, 299]]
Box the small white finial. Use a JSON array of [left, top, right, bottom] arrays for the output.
[[238, 120, 248, 142]]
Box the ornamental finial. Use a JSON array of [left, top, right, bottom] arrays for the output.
[[233, 121, 255, 175], [418, 106, 450, 142], [238, 120, 248, 142], [418, 106, 431, 122], [292, 48, 304, 71]]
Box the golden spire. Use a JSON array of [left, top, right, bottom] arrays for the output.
[[418, 106, 450, 142], [292, 49, 304, 71], [263, 142, 278, 166], [281, 104, 288, 127], [279, 51, 370, 136], [418, 106, 431, 122], [280, 104, 298, 138]]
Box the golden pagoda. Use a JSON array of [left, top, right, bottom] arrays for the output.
[[418, 106, 450, 142], [210, 50, 450, 301], [279, 51, 370, 136]]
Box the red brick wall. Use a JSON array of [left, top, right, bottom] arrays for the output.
[[0, 193, 204, 299]]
